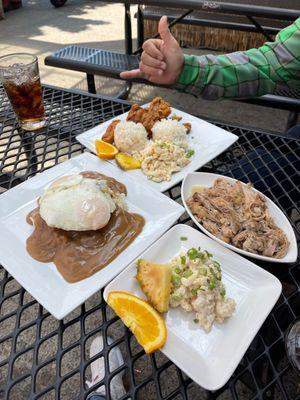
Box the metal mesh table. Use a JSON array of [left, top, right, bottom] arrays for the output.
[[0, 84, 299, 400]]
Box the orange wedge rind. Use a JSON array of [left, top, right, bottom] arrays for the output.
[[95, 139, 118, 159], [106, 291, 167, 354]]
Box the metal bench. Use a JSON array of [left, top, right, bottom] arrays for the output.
[[45, 46, 140, 98]]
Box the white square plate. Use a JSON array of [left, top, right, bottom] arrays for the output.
[[104, 224, 282, 390], [0, 153, 184, 319], [76, 105, 238, 192]]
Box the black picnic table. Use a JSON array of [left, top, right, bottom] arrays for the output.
[[0, 84, 299, 400]]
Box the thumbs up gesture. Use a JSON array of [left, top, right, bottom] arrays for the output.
[[120, 16, 184, 84]]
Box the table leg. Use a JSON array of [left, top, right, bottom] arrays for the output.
[[86, 74, 96, 94], [121, 2, 134, 99], [124, 2, 132, 54], [137, 5, 144, 50]]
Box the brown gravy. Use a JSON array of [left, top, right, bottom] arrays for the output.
[[26, 171, 145, 283]]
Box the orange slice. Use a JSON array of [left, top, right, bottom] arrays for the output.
[[95, 139, 118, 159], [106, 291, 167, 353]]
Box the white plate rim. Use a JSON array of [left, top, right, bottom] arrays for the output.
[[181, 172, 298, 263]]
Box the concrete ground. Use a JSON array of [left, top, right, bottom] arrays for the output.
[[0, 2, 297, 400]]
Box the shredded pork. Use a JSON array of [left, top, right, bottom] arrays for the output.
[[187, 178, 289, 258]]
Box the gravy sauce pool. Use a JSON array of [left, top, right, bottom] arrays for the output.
[[26, 171, 145, 283]]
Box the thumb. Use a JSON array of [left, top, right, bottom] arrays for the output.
[[158, 16, 174, 44]]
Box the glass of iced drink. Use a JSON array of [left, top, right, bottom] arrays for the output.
[[0, 53, 45, 130]]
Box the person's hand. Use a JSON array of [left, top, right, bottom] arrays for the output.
[[120, 16, 184, 85]]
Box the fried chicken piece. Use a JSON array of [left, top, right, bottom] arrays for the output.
[[127, 97, 171, 136], [126, 104, 146, 124], [171, 114, 182, 121], [126, 97, 171, 135], [140, 97, 172, 134], [183, 122, 192, 133], [126, 103, 156, 135], [102, 119, 120, 144], [141, 109, 165, 134], [148, 97, 171, 118]]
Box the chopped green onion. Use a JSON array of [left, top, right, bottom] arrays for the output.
[[187, 248, 200, 260], [172, 274, 181, 287], [213, 261, 221, 272], [204, 250, 213, 258], [210, 265, 221, 280], [180, 255, 186, 265], [209, 267, 220, 281], [172, 295, 182, 302], [199, 268, 207, 276], [186, 149, 195, 158], [183, 270, 193, 279], [180, 236, 188, 241], [175, 267, 182, 275], [193, 318, 199, 323], [208, 277, 216, 290], [198, 251, 207, 261], [160, 142, 168, 148], [191, 288, 198, 296], [220, 287, 226, 297]]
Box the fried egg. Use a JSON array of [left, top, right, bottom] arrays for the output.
[[39, 174, 116, 231]]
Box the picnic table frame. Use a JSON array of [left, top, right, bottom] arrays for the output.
[[0, 84, 299, 400]]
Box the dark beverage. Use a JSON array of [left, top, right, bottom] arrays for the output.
[[4, 78, 45, 122], [0, 53, 46, 130]]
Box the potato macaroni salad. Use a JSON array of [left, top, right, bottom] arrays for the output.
[[134, 141, 191, 182], [170, 246, 236, 332]]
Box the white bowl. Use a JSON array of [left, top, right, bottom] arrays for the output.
[[181, 172, 298, 263]]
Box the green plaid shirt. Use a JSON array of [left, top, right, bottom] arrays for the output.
[[175, 18, 300, 99]]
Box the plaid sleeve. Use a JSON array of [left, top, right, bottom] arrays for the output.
[[174, 17, 300, 100]]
